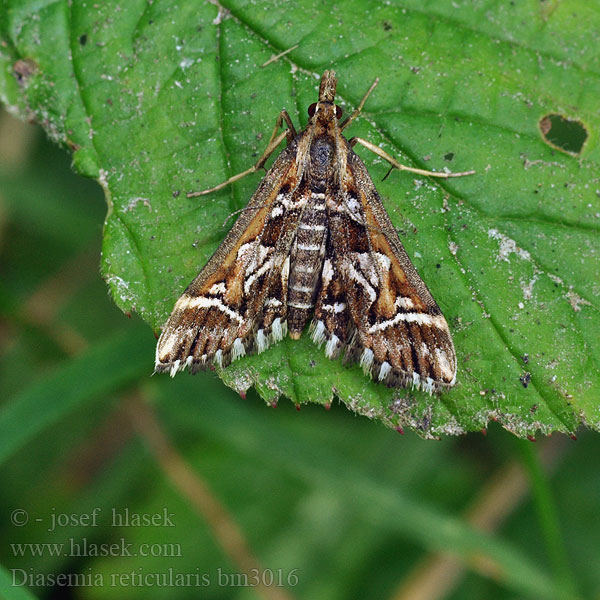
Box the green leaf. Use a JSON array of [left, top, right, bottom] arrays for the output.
[[0, 325, 152, 466], [0, 564, 38, 600], [1, 0, 598, 436], [151, 377, 566, 600]]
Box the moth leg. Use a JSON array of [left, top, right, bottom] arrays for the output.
[[267, 109, 297, 145], [340, 78, 379, 131], [350, 137, 476, 178], [187, 110, 297, 197]]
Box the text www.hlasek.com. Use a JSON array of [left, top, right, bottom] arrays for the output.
[[11, 538, 181, 558]]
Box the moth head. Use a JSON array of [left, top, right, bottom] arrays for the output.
[[308, 102, 343, 120], [319, 70, 338, 101]]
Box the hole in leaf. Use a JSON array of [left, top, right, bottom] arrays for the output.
[[539, 114, 587, 155]]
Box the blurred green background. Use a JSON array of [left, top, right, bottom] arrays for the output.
[[1, 106, 598, 600]]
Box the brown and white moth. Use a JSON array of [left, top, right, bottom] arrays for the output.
[[156, 71, 473, 393]]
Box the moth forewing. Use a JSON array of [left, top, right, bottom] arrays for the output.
[[345, 151, 457, 390], [155, 139, 302, 374], [156, 70, 465, 393]]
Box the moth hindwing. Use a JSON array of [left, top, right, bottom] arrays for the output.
[[156, 70, 459, 394]]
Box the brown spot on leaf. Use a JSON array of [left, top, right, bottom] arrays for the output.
[[13, 58, 37, 85]]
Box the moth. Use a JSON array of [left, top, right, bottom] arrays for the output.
[[155, 71, 474, 393]]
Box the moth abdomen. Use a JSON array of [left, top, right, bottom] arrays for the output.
[[287, 189, 328, 338]]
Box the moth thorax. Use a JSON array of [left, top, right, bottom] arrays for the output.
[[309, 137, 334, 180]]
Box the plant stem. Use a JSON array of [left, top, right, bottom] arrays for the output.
[[515, 438, 578, 600]]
